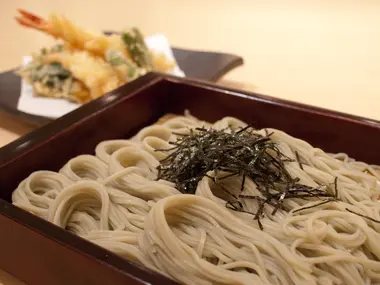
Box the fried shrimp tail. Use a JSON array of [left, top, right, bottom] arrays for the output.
[[16, 9, 46, 27], [15, 9, 129, 59], [16, 9, 57, 37]]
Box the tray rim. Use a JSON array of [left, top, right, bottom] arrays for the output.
[[2, 71, 380, 161], [165, 74, 380, 127]]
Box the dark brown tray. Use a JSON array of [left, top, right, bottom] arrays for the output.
[[1, 73, 380, 285], [0, 47, 243, 126]]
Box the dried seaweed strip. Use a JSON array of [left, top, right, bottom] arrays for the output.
[[295, 151, 304, 170], [293, 200, 333, 213], [334, 177, 339, 200], [346, 208, 380, 224]]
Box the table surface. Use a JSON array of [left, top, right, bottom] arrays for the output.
[[1, 0, 380, 284]]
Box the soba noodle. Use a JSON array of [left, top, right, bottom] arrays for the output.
[[12, 114, 380, 285]]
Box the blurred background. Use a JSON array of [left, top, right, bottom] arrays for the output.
[[1, 0, 380, 118]]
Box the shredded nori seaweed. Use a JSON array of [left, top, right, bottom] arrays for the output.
[[346, 208, 380, 224], [295, 151, 304, 170], [156, 126, 339, 229]]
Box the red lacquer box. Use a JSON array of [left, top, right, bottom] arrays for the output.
[[1, 73, 380, 285]]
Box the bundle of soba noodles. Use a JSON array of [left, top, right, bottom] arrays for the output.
[[12, 114, 380, 285], [15, 10, 175, 103]]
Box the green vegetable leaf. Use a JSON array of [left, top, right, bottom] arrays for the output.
[[121, 28, 153, 69]]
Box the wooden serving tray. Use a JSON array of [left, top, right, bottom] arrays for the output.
[[0, 47, 243, 126], [1, 73, 380, 285]]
